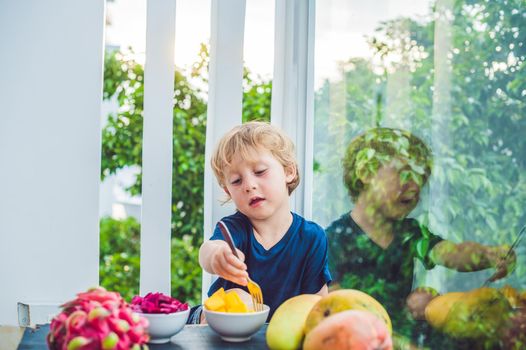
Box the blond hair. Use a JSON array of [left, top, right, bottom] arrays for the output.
[[211, 121, 300, 195]]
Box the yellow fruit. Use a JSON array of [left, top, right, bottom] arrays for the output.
[[521, 291, 526, 307], [204, 288, 226, 311], [304, 289, 392, 335], [500, 284, 520, 308], [442, 287, 512, 340], [266, 294, 321, 350], [424, 291, 465, 329], [303, 310, 392, 350], [225, 290, 248, 313], [204, 288, 250, 313], [212, 287, 226, 299]]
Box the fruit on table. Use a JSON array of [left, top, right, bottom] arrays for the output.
[[47, 286, 149, 350], [500, 284, 523, 308], [406, 286, 440, 320], [131, 292, 188, 314], [303, 310, 392, 350], [441, 287, 512, 340], [304, 289, 392, 335], [424, 291, 465, 329], [266, 294, 321, 350], [204, 287, 249, 313]]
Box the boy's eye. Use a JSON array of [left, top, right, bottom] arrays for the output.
[[255, 169, 267, 175], [230, 178, 241, 185]]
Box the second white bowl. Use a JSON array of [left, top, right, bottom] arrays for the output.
[[139, 308, 190, 344], [204, 305, 269, 342]]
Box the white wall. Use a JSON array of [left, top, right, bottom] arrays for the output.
[[0, 0, 105, 325]]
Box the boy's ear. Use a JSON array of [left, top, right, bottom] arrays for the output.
[[285, 165, 297, 184], [223, 186, 231, 197]]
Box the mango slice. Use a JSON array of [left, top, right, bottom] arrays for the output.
[[204, 288, 250, 313]]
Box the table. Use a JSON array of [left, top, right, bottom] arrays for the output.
[[18, 324, 270, 349]]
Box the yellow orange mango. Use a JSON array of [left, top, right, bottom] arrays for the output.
[[204, 288, 226, 311], [305, 289, 392, 335], [204, 288, 250, 313], [225, 290, 249, 312]]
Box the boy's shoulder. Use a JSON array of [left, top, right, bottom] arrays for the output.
[[325, 212, 357, 235], [292, 212, 326, 238], [220, 211, 252, 231]]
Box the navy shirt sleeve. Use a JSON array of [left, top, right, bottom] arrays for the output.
[[208, 213, 248, 251], [300, 222, 332, 293]]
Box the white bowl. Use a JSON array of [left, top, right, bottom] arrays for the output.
[[204, 305, 270, 342], [139, 308, 190, 344]]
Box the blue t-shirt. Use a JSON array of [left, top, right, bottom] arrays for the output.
[[207, 211, 332, 319]]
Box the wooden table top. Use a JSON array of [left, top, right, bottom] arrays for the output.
[[18, 324, 270, 349]]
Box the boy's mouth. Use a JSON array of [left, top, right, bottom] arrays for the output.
[[398, 190, 419, 205], [249, 197, 265, 207]]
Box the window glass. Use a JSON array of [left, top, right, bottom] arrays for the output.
[[313, 1, 525, 348]]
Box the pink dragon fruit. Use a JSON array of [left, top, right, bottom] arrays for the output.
[[47, 287, 150, 350], [131, 292, 188, 314]]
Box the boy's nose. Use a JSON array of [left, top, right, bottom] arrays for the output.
[[244, 179, 257, 192]]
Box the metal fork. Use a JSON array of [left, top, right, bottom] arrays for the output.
[[217, 220, 264, 312], [482, 224, 525, 287]]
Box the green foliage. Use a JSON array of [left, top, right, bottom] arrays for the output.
[[99, 217, 201, 305], [99, 217, 140, 302], [242, 70, 272, 123], [100, 45, 272, 303]]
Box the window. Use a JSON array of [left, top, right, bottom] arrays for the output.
[[313, 0, 525, 348]]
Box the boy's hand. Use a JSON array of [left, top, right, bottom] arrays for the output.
[[211, 241, 249, 286], [486, 244, 517, 282]]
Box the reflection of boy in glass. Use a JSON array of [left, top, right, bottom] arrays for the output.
[[325, 128, 515, 344]]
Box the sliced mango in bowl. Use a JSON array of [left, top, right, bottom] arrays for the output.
[[204, 288, 251, 313]]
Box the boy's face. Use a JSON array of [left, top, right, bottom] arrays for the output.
[[222, 148, 295, 221], [361, 160, 422, 220]]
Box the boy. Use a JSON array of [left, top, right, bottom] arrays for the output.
[[193, 121, 331, 323], [326, 127, 515, 346]]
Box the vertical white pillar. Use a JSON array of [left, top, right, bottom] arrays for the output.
[[202, 0, 246, 301], [0, 0, 105, 325], [140, 0, 177, 296], [271, 0, 316, 218]]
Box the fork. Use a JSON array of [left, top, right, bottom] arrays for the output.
[[217, 220, 264, 312], [482, 224, 525, 287]]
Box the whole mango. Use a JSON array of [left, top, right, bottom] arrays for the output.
[[425, 291, 465, 329], [305, 289, 392, 335], [266, 294, 321, 350], [442, 288, 512, 342], [303, 310, 392, 350]]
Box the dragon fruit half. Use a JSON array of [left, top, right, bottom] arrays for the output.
[[47, 287, 149, 350]]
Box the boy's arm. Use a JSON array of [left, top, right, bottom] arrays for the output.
[[199, 240, 226, 274], [199, 240, 249, 286], [429, 240, 515, 277]]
